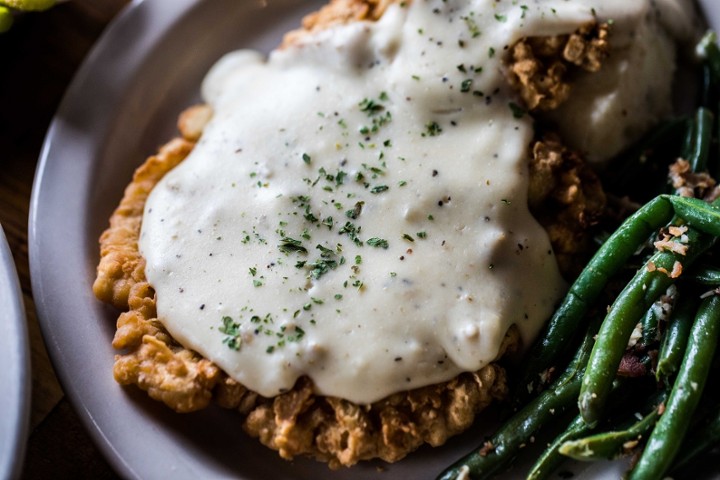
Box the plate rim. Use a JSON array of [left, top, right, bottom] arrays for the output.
[[0, 226, 30, 480], [29, 1, 201, 478]]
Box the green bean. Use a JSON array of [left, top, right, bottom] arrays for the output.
[[513, 195, 674, 403], [436, 320, 599, 480], [668, 195, 720, 236], [640, 306, 659, 347], [526, 414, 590, 480], [670, 400, 720, 474], [687, 264, 720, 285], [698, 31, 720, 177], [579, 221, 716, 426], [681, 115, 697, 162], [560, 391, 667, 461], [688, 108, 714, 173], [701, 63, 715, 111], [527, 378, 632, 480], [656, 295, 696, 382], [700, 31, 720, 85], [629, 294, 720, 480]]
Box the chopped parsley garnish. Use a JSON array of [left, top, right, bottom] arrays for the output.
[[335, 170, 347, 186], [302, 153, 312, 164], [462, 13, 481, 38], [219, 316, 242, 351], [423, 121, 443, 137], [371, 185, 389, 194], [509, 102, 526, 119], [316, 244, 336, 258], [278, 237, 307, 255], [461, 79, 473, 93], [338, 221, 363, 246], [360, 111, 393, 136], [308, 258, 338, 279], [359, 95, 386, 115], [367, 237, 389, 249], [345, 201, 364, 219], [303, 206, 318, 223]]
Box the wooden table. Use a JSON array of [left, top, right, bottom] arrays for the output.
[[0, 1, 128, 477]]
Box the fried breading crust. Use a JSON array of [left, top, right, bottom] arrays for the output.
[[669, 158, 720, 202], [282, 0, 394, 46], [507, 22, 610, 111], [224, 362, 510, 466], [93, 0, 607, 468], [506, 22, 608, 275], [528, 134, 606, 276]]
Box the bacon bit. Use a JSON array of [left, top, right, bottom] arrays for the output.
[[670, 261, 683, 279], [618, 353, 647, 377], [651, 261, 683, 279], [658, 402, 666, 415], [670, 158, 717, 199], [653, 238, 689, 256], [479, 441, 496, 457], [668, 225, 688, 237]]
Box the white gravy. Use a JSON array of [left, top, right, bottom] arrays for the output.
[[140, 0, 692, 403]]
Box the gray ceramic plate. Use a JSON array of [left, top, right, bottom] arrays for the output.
[[0, 226, 30, 480], [29, 1, 719, 479]]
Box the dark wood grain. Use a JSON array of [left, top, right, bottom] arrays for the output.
[[0, 1, 128, 478]]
